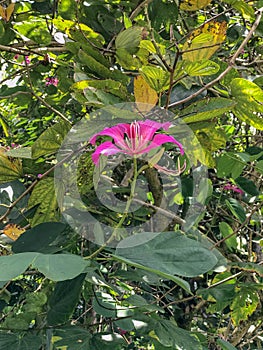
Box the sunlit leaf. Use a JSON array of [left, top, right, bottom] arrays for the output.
[[140, 66, 170, 93], [3, 223, 25, 241], [184, 59, 220, 76], [28, 177, 60, 226], [182, 21, 227, 61], [222, 0, 255, 19], [14, 19, 52, 45], [32, 120, 71, 159], [180, 0, 212, 11], [134, 75, 158, 110], [182, 97, 236, 123], [0, 148, 23, 183], [219, 222, 237, 251], [230, 286, 260, 326], [230, 78, 263, 130]]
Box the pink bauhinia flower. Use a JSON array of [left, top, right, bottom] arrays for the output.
[[90, 119, 184, 168], [223, 183, 244, 194], [45, 77, 59, 87]]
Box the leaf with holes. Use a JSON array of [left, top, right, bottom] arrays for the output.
[[182, 21, 227, 61]]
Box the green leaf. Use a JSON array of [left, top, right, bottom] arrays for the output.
[[58, 0, 76, 19], [222, 0, 255, 19], [216, 153, 246, 179], [78, 49, 128, 84], [92, 291, 117, 318], [141, 66, 170, 93], [0, 21, 5, 38], [12, 222, 67, 254], [217, 339, 238, 350], [230, 286, 260, 326], [53, 327, 92, 349], [0, 332, 42, 350], [148, 0, 178, 31], [32, 254, 89, 281], [115, 231, 218, 277], [32, 120, 71, 159], [47, 274, 86, 325], [28, 177, 60, 226], [230, 78, 263, 130], [235, 176, 259, 196], [72, 79, 127, 99], [184, 59, 220, 76], [0, 150, 23, 183], [112, 254, 191, 293], [14, 20, 52, 45], [0, 252, 37, 281], [83, 87, 122, 107], [219, 222, 237, 251], [115, 26, 142, 54], [187, 228, 227, 272], [256, 159, 263, 174], [225, 198, 246, 223], [182, 98, 236, 123], [6, 147, 32, 159], [153, 319, 202, 349]]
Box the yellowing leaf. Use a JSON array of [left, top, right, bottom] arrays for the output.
[[0, 3, 15, 22], [134, 75, 158, 111], [0, 147, 23, 183], [3, 223, 26, 241], [180, 0, 212, 11], [231, 287, 260, 326], [182, 21, 227, 62]]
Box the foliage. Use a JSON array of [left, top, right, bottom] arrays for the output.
[[0, 0, 262, 349]]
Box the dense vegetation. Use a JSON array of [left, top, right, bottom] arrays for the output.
[[0, 0, 262, 349]]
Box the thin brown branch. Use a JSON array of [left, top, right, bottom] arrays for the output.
[[129, 0, 154, 21], [132, 198, 185, 225]]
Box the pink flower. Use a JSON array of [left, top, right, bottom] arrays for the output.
[[90, 119, 184, 166], [223, 184, 244, 194], [24, 56, 30, 64], [45, 77, 59, 87], [14, 54, 19, 60]]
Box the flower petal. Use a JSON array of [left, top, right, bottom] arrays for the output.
[[137, 120, 172, 143], [141, 134, 184, 155], [89, 124, 125, 144], [91, 141, 121, 165]]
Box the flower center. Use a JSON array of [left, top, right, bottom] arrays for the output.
[[124, 121, 143, 153]]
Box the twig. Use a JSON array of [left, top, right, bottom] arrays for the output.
[[129, 0, 154, 21], [168, 7, 263, 108], [31, 91, 72, 125], [132, 197, 185, 225]]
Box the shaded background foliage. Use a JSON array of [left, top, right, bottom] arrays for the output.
[[0, 0, 262, 349]]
